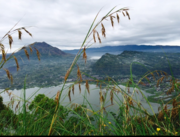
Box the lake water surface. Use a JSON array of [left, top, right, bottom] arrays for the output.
[[0, 83, 172, 117]]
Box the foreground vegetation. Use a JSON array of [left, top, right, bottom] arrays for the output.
[[0, 5, 180, 135]]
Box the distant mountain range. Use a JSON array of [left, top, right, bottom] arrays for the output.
[[92, 50, 180, 76], [63, 45, 180, 56]]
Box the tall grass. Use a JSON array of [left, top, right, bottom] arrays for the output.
[[0, 5, 180, 135]]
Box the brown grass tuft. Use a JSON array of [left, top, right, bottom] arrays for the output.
[[24, 49, 29, 60], [18, 30, 22, 40], [83, 47, 87, 63], [150, 72, 156, 80], [101, 23, 106, 38], [3, 68, 11, 79], [86, 80, 90, 95], [8, 35, 13, 49], [13, 56, 19, 71]]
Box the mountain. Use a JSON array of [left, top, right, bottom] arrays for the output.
[[13, 42, 73, 59], [63, 45, 180, 56], [92, 51, 180, 76]]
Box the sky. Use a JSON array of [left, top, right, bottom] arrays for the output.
[[0, 0, 180, 52]]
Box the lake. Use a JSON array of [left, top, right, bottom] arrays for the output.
[[0, 83, 172, 117]]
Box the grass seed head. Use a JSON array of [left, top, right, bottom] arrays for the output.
[[101, 23, 106, 38], [18, 30, 22, 40], [116, 13, 120, 23], [13, 56, 19, 71], [125, 11, 130, 20], [83, 47, 87, 63], [3, 68, 11, 79], [55, 91, 60, 103], [110, 15, 115, 27], [29, 46, 33, 54], [79, 82, 81, 94], [77, 65, 82, 82], [96, 31, 101, 43], [93, 29, 96, 43], [8, 35, 13, 49], [10, 74, 13, 85], [1, 46, 6, 61], [86, 80, 90, 95], [122, 11, 125, 16], [72, 85, 74, 95], [24, 49, 29, 60], [22, 27, 32, 37], [34, 47, 40, 61], [68, 87, 71, 102], [64, 69, 70, 81]]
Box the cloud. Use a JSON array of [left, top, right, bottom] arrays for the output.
[[0, 0, 180, 52]]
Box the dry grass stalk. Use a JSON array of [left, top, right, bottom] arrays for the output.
[[139, 81, 146, 86], [163, 71, 168, 76], [72, 85, 74, 95], [96, 80, 99, 87], [79, 82, 81, 94], [96, 31, 101, 43], [64, 69, 70, 81], [93, 29, 96, 43], [13, 56, 19, 71], [160, 71, 163, 76], [24, 49, 29, 60], [8, 35, 13, 49], [18, 30, 22, 40], [22, 27, 32, 37], [3, 68, 11, 79], [101, 23, 106, 38], [68, 87, 71, 102], [77, 65, 82, 82], [116, 13, 120, 23], [83, 47, 87, 63], [86, 80, 90, 95]]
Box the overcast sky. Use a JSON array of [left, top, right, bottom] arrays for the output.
[[0, 0, 180, 52]]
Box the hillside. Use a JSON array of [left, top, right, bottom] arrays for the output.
[[92, 51, 180, 76]]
